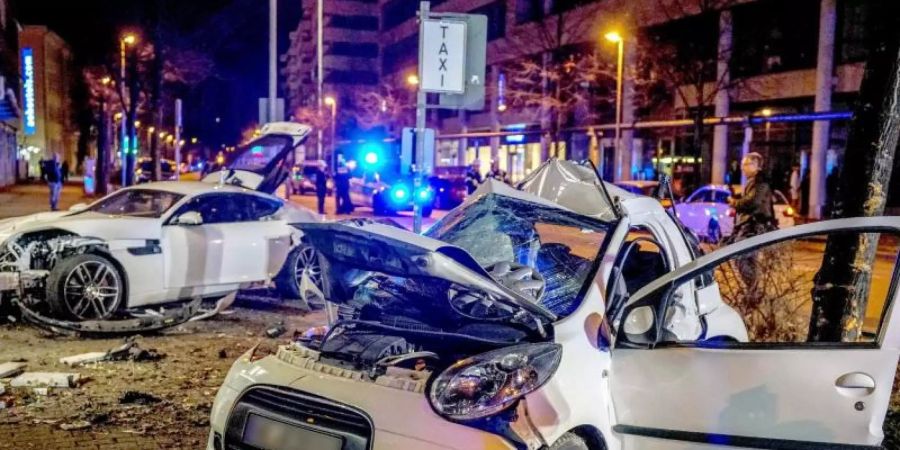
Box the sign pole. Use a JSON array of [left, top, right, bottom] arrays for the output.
[[174, 98, 182, 181], [413, 1, 430, 234]]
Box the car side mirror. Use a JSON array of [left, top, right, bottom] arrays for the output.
[[624, 306, 655, 337], [172, 211, 203, 226], [68, 202, 88, 212]]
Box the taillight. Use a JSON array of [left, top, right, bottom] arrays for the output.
[[784, 207, 795, 217]]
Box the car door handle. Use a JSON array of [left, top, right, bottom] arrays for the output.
[[835, 372, 876, 398]]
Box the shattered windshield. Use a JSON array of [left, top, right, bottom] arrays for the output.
[[426, 193, 611, 318]]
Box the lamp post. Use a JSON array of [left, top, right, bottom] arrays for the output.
[[119, 33, 137, 186], [324, 96, 337, 171], [605, 31, 624, 180]]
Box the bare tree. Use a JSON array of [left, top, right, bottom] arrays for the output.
[[809, 2, 900, 342], [635, 0, 742, 182], [499, 3, 615, 156], [352, 83, 416, 133]]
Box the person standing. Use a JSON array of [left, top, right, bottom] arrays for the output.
[[43, 153, 64, 211], [334, 154, 353, 215], [788, 164, 801, 209], [61, 160, 70, 183], [464, 162, 482, 195], [729, 152, 776, 241], [314, 160, 329, 215]]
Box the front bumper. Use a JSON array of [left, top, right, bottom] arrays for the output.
[[209, 347, 519, 450]]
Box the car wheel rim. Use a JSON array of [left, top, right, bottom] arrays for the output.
[[295, 246, 322, 289], [63, 260, 121, 320]]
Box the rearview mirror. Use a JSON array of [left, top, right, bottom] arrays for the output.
[[68, 203, 88, 212], [172, 211, 203, 226], [624, 306, 655, 336]]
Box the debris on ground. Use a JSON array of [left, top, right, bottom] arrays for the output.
[[106, 340, 165, 362], [217, 349, 228, 359], [59, 352, 108, 366], [0, 361, 26, 378], [10, 372, 81, 388], [265, 323, 286, 338], [32, 387, 50, 396], [119, 390, 162, 405]]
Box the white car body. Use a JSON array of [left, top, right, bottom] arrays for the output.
[[674, 184, 796, 240], [208, 160, 900, 450], [0, 122, 320, 319]]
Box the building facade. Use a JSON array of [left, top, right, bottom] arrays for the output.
[[18, 25, 76, 178], [0, 0, 19, 188], [283, 0, 888, 217]]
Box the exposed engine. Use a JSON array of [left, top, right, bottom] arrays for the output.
[[0, 230, 105, 274], [305, 263, 549, 376]]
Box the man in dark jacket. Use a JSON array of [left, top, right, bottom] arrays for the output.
[[730, 152, 777, 240], [43, 153, 64, 211], [464, 162, 482, 195], [314, 160, 329, 215]]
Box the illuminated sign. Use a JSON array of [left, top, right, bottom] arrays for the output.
[[21, 48, 36, 136], [505, 134, 525, 143]]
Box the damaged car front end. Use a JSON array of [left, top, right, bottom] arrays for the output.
[[209, 172, 619, 450]]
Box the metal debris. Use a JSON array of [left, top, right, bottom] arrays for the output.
[[119, 390, 162, 405]]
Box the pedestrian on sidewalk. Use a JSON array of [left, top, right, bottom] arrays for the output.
[[42, 153, 64, 211], [314, 160, 329, 215], [789, 164, 801, 209]]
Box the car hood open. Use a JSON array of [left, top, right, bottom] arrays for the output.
[[295, 221, 557, 323]]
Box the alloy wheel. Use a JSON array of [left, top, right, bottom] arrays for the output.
[[63, 260, 121, 320], [294, 245, 323, 290]]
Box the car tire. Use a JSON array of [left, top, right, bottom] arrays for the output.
[[275, 244, 323, 304], [549, 432, 590, 450], [46, 253, 124, 320]]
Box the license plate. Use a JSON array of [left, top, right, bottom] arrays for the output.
[[243, 413, 343, 450]]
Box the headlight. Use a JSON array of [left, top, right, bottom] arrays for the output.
[[428, 343, 562, 421]]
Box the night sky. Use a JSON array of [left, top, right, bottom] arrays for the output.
[[15, 0, 302, 148]]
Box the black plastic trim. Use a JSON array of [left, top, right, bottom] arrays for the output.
[[613, 424, 882, 450], [126, 240, 161, 256]]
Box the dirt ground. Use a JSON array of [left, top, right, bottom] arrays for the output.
[[0, 292, 325, 450]]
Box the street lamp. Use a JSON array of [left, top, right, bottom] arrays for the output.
[[605, 30, 624, 180], [324, 96, 337, 171], [120, 33, 138, 185], [407, 74, 419, 86]]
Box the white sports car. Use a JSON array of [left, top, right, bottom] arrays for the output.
[[0, 122, 321, 321], [209, 159, 900, 450]]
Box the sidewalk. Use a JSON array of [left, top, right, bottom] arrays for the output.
[[0, 182, 90, 219]]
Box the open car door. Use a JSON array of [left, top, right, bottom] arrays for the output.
[[610, 217, 900, 449], [202, 122, 311, 194]]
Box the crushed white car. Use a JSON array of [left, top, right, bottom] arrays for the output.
[[208, 159, 900, 450], [0, 122, 321, 327]]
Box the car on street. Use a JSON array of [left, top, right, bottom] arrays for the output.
[[613, 180, 674, 208], [208, 158, 900, 449], [135, 157, 177, 184], [349, 171, 436, 217], [430, 166, 469, 210], [0, 122, 323, 321], [290, 160, 333, 196], [674, 183, 795, 241]]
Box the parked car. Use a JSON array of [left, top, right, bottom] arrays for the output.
[[613, 180, 673, 208], [674, 184, 795, 241], [430, 166, 469, 210], [290, 160, 333, 196], [0, 122, 322, 321], [209, 161, 900, 449], [135, 158, 177, 184], [349, 171, 436, 217]]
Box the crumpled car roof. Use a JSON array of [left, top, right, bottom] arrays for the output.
[[518, 159, 632, 221]]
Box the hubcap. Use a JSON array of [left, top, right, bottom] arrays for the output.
[[294, 246, 322, 290], [63, 261, 121, 320]]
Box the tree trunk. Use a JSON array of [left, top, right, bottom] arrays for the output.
[[808, 4, 900, 342], [96, 101, 109, 196]]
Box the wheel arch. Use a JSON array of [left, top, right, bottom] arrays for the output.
[[569, 424, 607, 450]]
